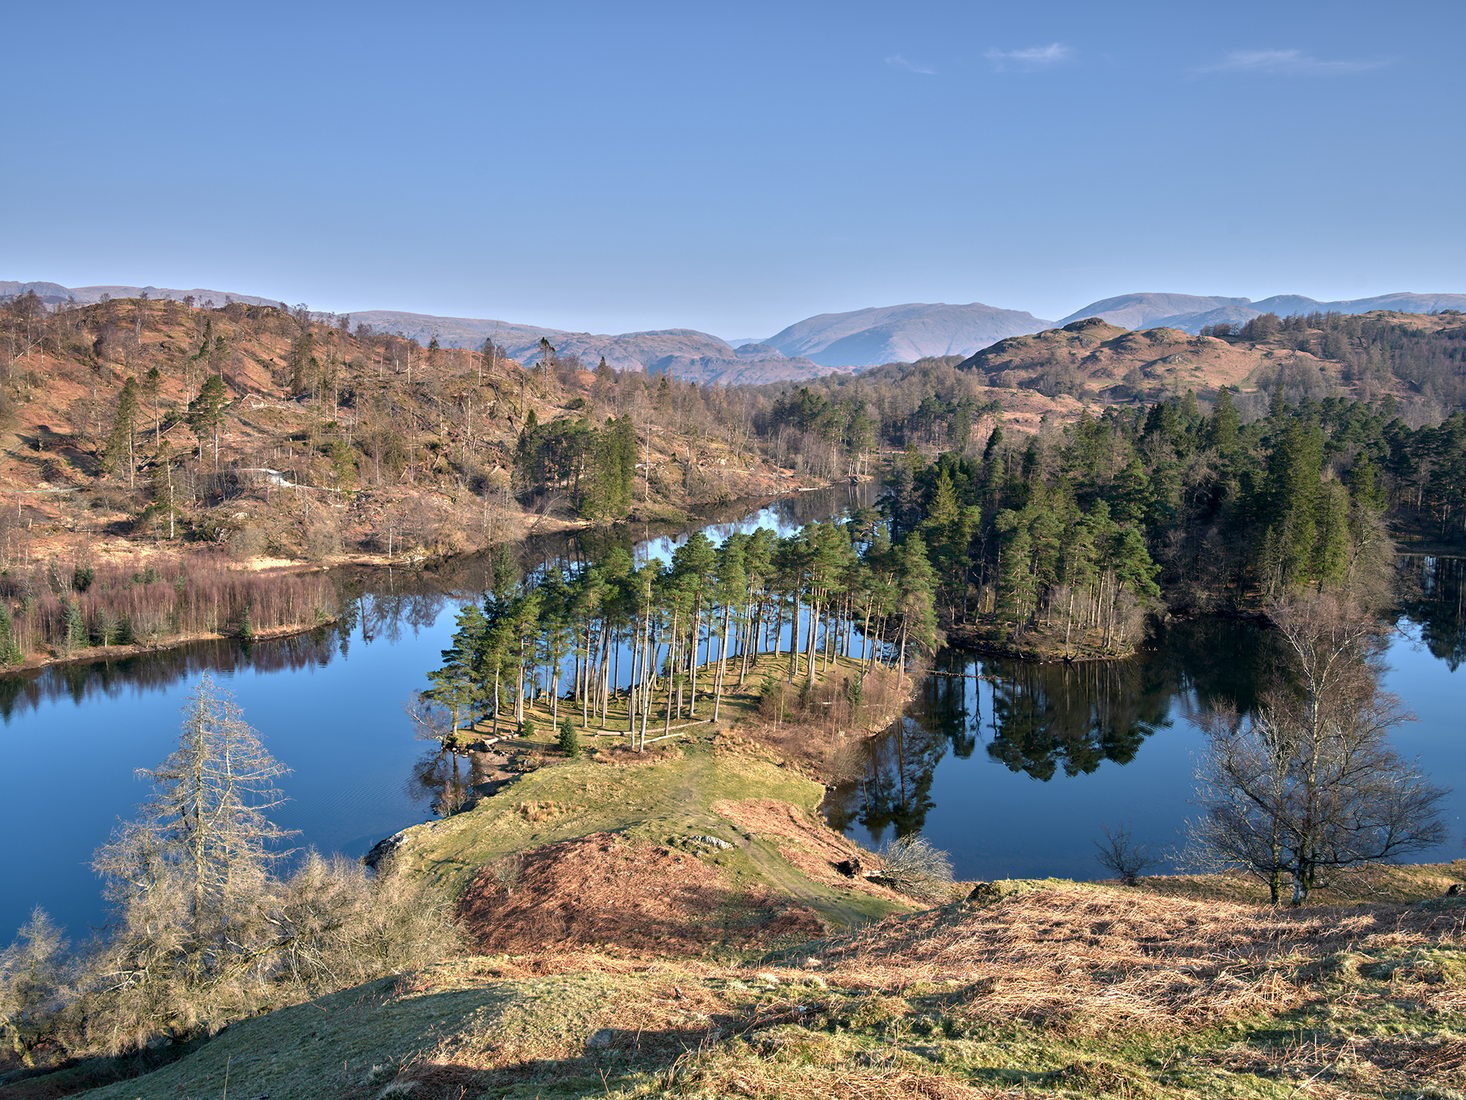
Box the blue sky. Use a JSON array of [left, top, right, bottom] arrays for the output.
[[4, 0, 1463, 337]]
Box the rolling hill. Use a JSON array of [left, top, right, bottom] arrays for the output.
[[762, 301, 1053, 366], [1061, 291, 1466, 333]]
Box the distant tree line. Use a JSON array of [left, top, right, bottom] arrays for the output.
[[0, 555, 336, 665], [1201, 310, 1466, 411]]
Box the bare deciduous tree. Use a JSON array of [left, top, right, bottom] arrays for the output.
[[1095, 824, 1153, 886], [1192, 593, 1446, 905], [877, 835, 956, 903], [0, 910, 68, 1066], [74, 676, 461, 1056]]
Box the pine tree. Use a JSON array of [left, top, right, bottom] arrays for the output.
[[557, 716, 581, 758], [187, 374, 228, 467], [0, 605, 22, 665], [104, 377, 140, 487], [62, 599, 87, 654]]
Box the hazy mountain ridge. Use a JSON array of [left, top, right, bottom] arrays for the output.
[[1061, 291, 1466, 332], [0, 281, 281, 309], [344, 310, 833, 386], [763, 301, 1054, 367], [7, 280, 1465, 383]]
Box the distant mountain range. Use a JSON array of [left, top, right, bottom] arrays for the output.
[[1057, 292, 1466, 333], [761, 302, 1053, 367], [6, 280, 1464, 384]]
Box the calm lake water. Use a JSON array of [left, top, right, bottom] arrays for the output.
[[827, 554, 1466, 883], [2, 497, 1461, 942], [0, 488, 863, 942]]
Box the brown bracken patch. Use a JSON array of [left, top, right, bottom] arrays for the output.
[[457, 832, 822, 956]]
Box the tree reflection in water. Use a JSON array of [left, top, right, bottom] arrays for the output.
[[824, 617, 1276, 842], [406, 748, 489, 817], [1400, 555, 1466, 671]]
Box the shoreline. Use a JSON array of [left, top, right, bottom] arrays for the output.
[[5, 618, 340, 676], [0, 479, 854, 679]]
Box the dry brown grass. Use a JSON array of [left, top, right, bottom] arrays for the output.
[[1143, 859, 1466, 905], [657, 1046, 1009, 1099], [808, 882, 1466, 1036], [456, 832, 824, 956]]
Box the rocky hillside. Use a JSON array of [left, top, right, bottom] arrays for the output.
[[956, 310, 1466, 415], [958, 317, 1297, 401], [0, 295, 806, 570]]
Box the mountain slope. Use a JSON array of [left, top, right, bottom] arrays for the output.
[[1058, 293, 1251, 330], [346, 310, 832, 385], [764, 301, 1052, 367], [1064, 291, 1466, 333]]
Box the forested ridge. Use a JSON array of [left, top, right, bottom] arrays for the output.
[[748, 308, 1466, 481], [878, 391, 1466, 655]]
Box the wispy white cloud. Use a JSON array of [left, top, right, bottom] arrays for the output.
[[885, 53, 937, 76], [1198, 48, 1391, 76], [984, 43, 1073, 72]]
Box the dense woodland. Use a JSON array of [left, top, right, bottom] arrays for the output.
[[879, 393, 1456, 653]]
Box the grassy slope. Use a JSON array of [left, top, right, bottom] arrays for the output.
[[77, 877, 1466, 1100]]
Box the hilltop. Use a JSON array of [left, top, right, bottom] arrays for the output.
[[957, 317, 1311, 403], [956, 310, 1466, 418]]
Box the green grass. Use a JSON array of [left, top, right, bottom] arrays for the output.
[[391, 657, 911, 932]]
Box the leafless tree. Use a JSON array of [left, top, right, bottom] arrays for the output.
[[1094, 824, 1153, 886], [1192, 593, 1446, 905], [877, 835, 956, 903], [88, 674, 293, 1048], [0, 910, 69, 1066], [74, 677, 460, 1056]]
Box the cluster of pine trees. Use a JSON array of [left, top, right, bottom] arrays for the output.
[[423, 519, 940, 750], [512, 412, 637, 520], [878, 393, 1416, 657]]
